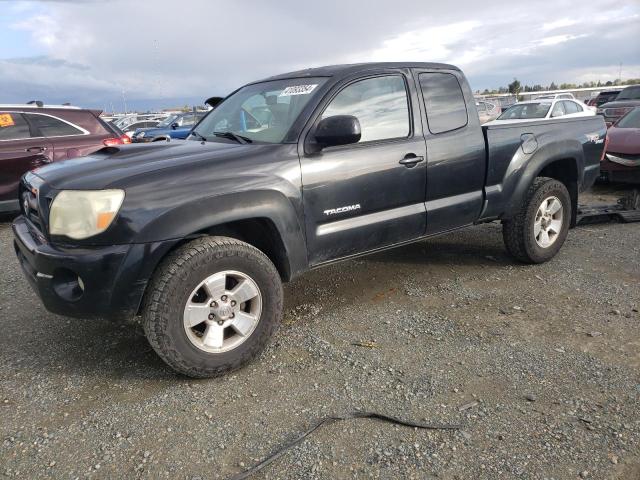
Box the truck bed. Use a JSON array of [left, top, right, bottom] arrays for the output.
[[480, 115, 607, 221]]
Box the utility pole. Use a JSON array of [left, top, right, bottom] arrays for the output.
[[618, 63, 622, 84], [121, 89, 128, 114]]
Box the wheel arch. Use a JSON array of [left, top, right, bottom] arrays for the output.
[[502, 139, 584, 225], [130, 190, 308, 315]]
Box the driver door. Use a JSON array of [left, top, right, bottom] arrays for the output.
[[300, 73, 427, 265]]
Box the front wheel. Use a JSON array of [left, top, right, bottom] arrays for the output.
[[502, 177, 571, 264], [142, 236, 283, 378]]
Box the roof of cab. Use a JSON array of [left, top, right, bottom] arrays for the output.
[[254, 62, 460, 83]]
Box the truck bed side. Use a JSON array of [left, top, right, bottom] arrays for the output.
[[479, 116, 606, 223]]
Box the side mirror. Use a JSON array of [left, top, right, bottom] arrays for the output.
[[314, 115, 361, 149], [205, 96, 224, 109], [171, 122, 179, 129]]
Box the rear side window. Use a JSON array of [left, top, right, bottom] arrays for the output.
[[551, 102, 565, 117], [26, 113, 84, 137], [322, 75, 410, 143], [563, 101, 580, 114], [419, 72, 468, 134], [0, 112, 31, 141]]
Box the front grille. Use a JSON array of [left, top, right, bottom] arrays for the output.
[[19, 179, 47, 234]]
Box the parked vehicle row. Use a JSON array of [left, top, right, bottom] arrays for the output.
[[131, 111, 207, 142], [0, 104, 128, 212]]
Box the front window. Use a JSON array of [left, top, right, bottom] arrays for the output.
[[616, 86, 640, 101], [322, 75, 410, 142], [497, 102, 551, 120], [616, 108, 640, 128], [193, 77, 328, 144]]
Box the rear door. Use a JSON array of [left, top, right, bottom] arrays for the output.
[[0, 111, 53, 207], [413, 69, 486, 234], [24, 112, 95, 160], [300, 71, 427, 264]]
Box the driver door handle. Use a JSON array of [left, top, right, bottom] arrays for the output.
[[399, 153, 424, 168], [26, 146, 46, 153]]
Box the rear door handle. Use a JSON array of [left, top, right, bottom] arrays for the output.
[[399, 153, 424, 168], [25, 146, 46, 153]]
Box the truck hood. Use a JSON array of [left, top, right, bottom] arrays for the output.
[[31, 140, 259, 190]]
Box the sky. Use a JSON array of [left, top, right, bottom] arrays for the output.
[[0, 0, 638, 112]]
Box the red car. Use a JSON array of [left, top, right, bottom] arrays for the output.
[[0, 103, 129, 212], [601, 107, 640, 184]]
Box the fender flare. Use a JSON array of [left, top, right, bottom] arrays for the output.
[[501, 138, 584, 219], [133, 189, 308, 280]]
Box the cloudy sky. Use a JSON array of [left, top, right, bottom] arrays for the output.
[[0, 0, 638, 111]]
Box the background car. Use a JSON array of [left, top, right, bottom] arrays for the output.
[[131, 111, 206, 142], [600, 107, 640, 184], [109, 113, 168, 131], [485, 98, 595, 125], [534, 93, 575, 100], [588, 89, 623, 108], [597, 85, 640, 126], [119, 120, 160, 138], [475, 100, 501, 124], [0, 103, 128, 212]]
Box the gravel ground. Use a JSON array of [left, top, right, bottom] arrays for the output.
[[1, 185, 639, 480]]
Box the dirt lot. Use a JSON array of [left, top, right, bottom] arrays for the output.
[[1, 185, 639, 480]]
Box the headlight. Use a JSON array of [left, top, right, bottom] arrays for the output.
[[49, 190, 125, 239], [137, 131, 145, 138]]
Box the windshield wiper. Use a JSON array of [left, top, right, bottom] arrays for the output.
[[190, 131, 207, 142], [213, 131, 252, 144]]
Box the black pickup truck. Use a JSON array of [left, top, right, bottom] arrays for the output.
[[13, 62, 606, 377]]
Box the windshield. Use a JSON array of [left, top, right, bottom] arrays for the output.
[[192, 77, 328, 143], [616, 86, 640, 101], [497, 102, 551, 120], [157, 115, 178, 127], [616, 108, 640, 128]]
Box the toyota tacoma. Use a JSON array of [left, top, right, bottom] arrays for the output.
[[13, 62, 606, 377]]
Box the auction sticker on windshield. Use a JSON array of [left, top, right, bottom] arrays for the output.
[[280, 84, 318, 96], [0, 113, 15, 127]]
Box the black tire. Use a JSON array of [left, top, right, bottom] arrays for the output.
[[142, 236, 283, 378], [502, 177, 571, 264]]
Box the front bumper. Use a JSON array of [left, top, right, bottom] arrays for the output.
[[12, 216, 176, 319], [600, 159, 640, 184]]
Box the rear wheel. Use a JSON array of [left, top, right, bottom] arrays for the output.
[[502, 177, 571, 263], [142, 236, 283, 378]]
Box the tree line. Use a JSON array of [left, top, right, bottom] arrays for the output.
[[478, 78, 640, 96]]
